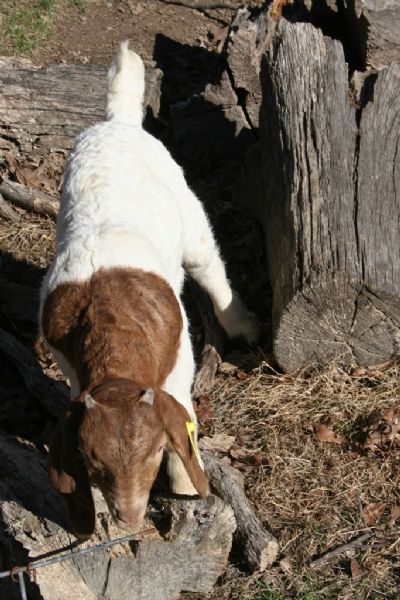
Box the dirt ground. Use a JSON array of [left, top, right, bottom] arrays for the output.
[[1, 1, 400, 599]]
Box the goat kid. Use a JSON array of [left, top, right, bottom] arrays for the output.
[[40, 41, 259, 539]]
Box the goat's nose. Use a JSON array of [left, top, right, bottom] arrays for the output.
[[114, 508, 143, 529]]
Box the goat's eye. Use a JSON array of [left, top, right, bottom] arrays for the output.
[[158, 445, 164, 453]]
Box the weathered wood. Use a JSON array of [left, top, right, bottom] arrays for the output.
[[226, 6, 269, 129], [194, 343, 222, 397], [0, 430, 236, 600], [203, 451, 279, 571], [191, 280, 225, 397], [0, 58, 163, 192], [354, 0, 400, 69], [239, 19, 400, 371], [310, 531, 374, 569], [0, 179, 59, 220], [0, 193, 20, 221]]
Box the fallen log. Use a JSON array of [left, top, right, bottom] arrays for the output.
[[0, 193, 20, 222], [204, 451, 279, 572], [0, 179, 59, 220], [0, 58, 163, 195]]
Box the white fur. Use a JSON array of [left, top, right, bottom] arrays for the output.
[[40, 41, 258, 494]]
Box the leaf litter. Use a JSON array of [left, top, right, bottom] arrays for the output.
[[206, 358, 400, 599]]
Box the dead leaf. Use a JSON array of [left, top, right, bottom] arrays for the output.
[[193, 395, 214, 434], [218, 361, 237, 375], [351, 367, 367, 378], [313, 423, 343, 445], [229, 445, 268, 466], [199, 433, 236, 453], [362, 502, 385, 526], [279, 557, 293, 577], [230, 446, 248, 461], [363, 407, 400, 452], [350, 558, 363, 581], [236, 370, 248, 380]]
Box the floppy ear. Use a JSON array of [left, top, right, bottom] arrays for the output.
[[48, 401, 95, 539], [156, 391, 208, 497]]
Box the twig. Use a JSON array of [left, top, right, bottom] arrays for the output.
[[310, 532, 375, 569], [0, 179, 58, 220], [204, 451, 279, 571], [190, 279, 225, 397], [159, 0, 242, 9]]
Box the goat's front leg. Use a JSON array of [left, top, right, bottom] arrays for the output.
[[183, 197, 259, 345], [163, 312, 204, 496]]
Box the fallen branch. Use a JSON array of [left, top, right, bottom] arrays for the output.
[[0, 193, 20, 222], [194, 343, 221, 397], [0, 179, 59, 220], [310, 532, 375, 569], [203, 451, 279, 571], [159, 0, 241, 9], [191, 280, 225, 397]]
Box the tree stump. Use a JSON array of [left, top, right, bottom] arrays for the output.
[[236, 15, 400, 372]]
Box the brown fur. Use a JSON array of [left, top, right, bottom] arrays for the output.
[[44, 267, 208, 539], [42, 267, 183, 389]]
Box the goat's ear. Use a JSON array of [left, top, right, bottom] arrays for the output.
[[48, 401, 95, 539], [156, 391, 208, 498]]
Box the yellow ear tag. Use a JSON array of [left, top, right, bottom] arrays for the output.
[[186, 421, 201, 462]]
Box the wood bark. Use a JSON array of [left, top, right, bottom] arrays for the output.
[[203, 452, 279, 571], [226, 6, 269, 129], [0, 179, 59, 220], [191, 280, 225, 398], [353, 0, 400, 69], [238, 18, 400, 372], [0, 193, 20, 221]]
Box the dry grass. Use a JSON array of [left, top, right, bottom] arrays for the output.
[[208, 359, 400, 599], [0, 213, 55, 268]]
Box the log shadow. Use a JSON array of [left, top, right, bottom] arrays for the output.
[[282, 0, 368, 73], [152, 34, 272, 360], [0, 251, 70, 568]]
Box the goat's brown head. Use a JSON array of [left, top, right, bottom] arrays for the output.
[[48, 379, 208, 539]]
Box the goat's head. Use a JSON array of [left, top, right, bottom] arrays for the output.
[[48, 379, 208, 539]]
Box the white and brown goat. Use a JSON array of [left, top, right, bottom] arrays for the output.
[[40, 41, 258, 539]]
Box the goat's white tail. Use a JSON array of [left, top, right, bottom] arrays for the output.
[[106, 40, 145, 125]]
